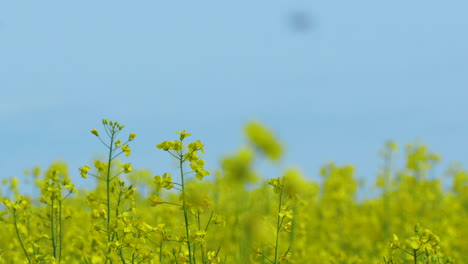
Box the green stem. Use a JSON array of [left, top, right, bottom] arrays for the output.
[[197, 213, 207, 264], [115, 187, 127, 264], [274, 184, 284, 264], [204, 210, 214, 232], [104, 129, 116, 264], [382, 147, 393, 239], [180, 150, 192, 264], [51, 199, 57, 259], [13, 209, 31, 264], [193, 244, 197, 264], [106, 132, 115, 244], [59, 199, 63, 263], [159, 240, 163, 263], [289, 204, 296, 258]]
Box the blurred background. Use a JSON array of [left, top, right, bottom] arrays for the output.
[[1, 1, 468, 197]]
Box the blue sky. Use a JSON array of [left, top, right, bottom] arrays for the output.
[[1, 1, 468, 195]]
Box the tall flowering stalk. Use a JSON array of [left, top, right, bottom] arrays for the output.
[[3, 197, 32, 263], [154, 130, 210, 264], [80, 119, 136, 262], [39, 163, 75, 263]]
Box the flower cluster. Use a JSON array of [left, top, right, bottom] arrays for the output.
[[386, 224, 452, 264], [156, 130, 210, 181]]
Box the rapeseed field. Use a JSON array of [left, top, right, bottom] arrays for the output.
[[1, 120, 464, 263]]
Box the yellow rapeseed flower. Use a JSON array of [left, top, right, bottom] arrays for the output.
[[121, 145, 131, 156], [176, 130, 192, 140], [80, 165, 91, 178], [390, 234, 399, 249], [149, 195, 164, 207], [90, 128, 99, 137], [94, 160, 106, 172], [245, 121, 283, 161], [122, 163, 132, 174], [156, 141, 175, 151]]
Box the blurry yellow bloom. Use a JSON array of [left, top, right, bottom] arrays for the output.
[[129, 132, 137, 141], [2, 199, 12, 208], [122, 163, 132, 174], [207, 251, 221, 263], [149, 195, 164, 207], [195, 169, 210, 181], [32, 166, 41, 178], [409, 237, 420, 250], [177, 256, 189, 263], [173, 140, 182, 151], [245, 121, 283, 161], [185, 186, 213, 213], [154, 173, 174, 190], [268, 177, 283, 195], [281, 221, 292, 232], [91, 128, 99, 136], [108, 241, 121, 249], [193, 230, 206, 243], [91, 255, 104, 264], [387, 140, 398, 152], [187, 140, 205, 154], [185, 151, 200, 162], [94, 160, 106, 172], [124, 225, 137, 234], [39, 196, 48, 204], [176, 130, 192, 140], [156, 141, 175, 151], [282, 168, 307, 197], [124, 187, 135, 198], [121, 145, 131, 156], [11, 178, 19, 189], [139, 222, 155, 233], [390, 234, 399, 249], [0, 210, 8, 221], [80, 165, 91, 178], [190, 159, 210, 180], [221, 148, 257, 184], [376, 174, 386, 188], [99, 209, 106, 218], [212, 215, 225, 226], [91, 209, 100, 219], [278, 206, 293, 219], [280, 252, 291, 263]]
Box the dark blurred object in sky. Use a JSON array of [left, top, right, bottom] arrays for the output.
[[288, 11, 314, 33]]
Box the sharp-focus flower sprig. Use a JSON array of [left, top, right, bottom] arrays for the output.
[[385, 224, 453, 264], [80, 119, 137, 262], [155, 130, 211, 264]]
